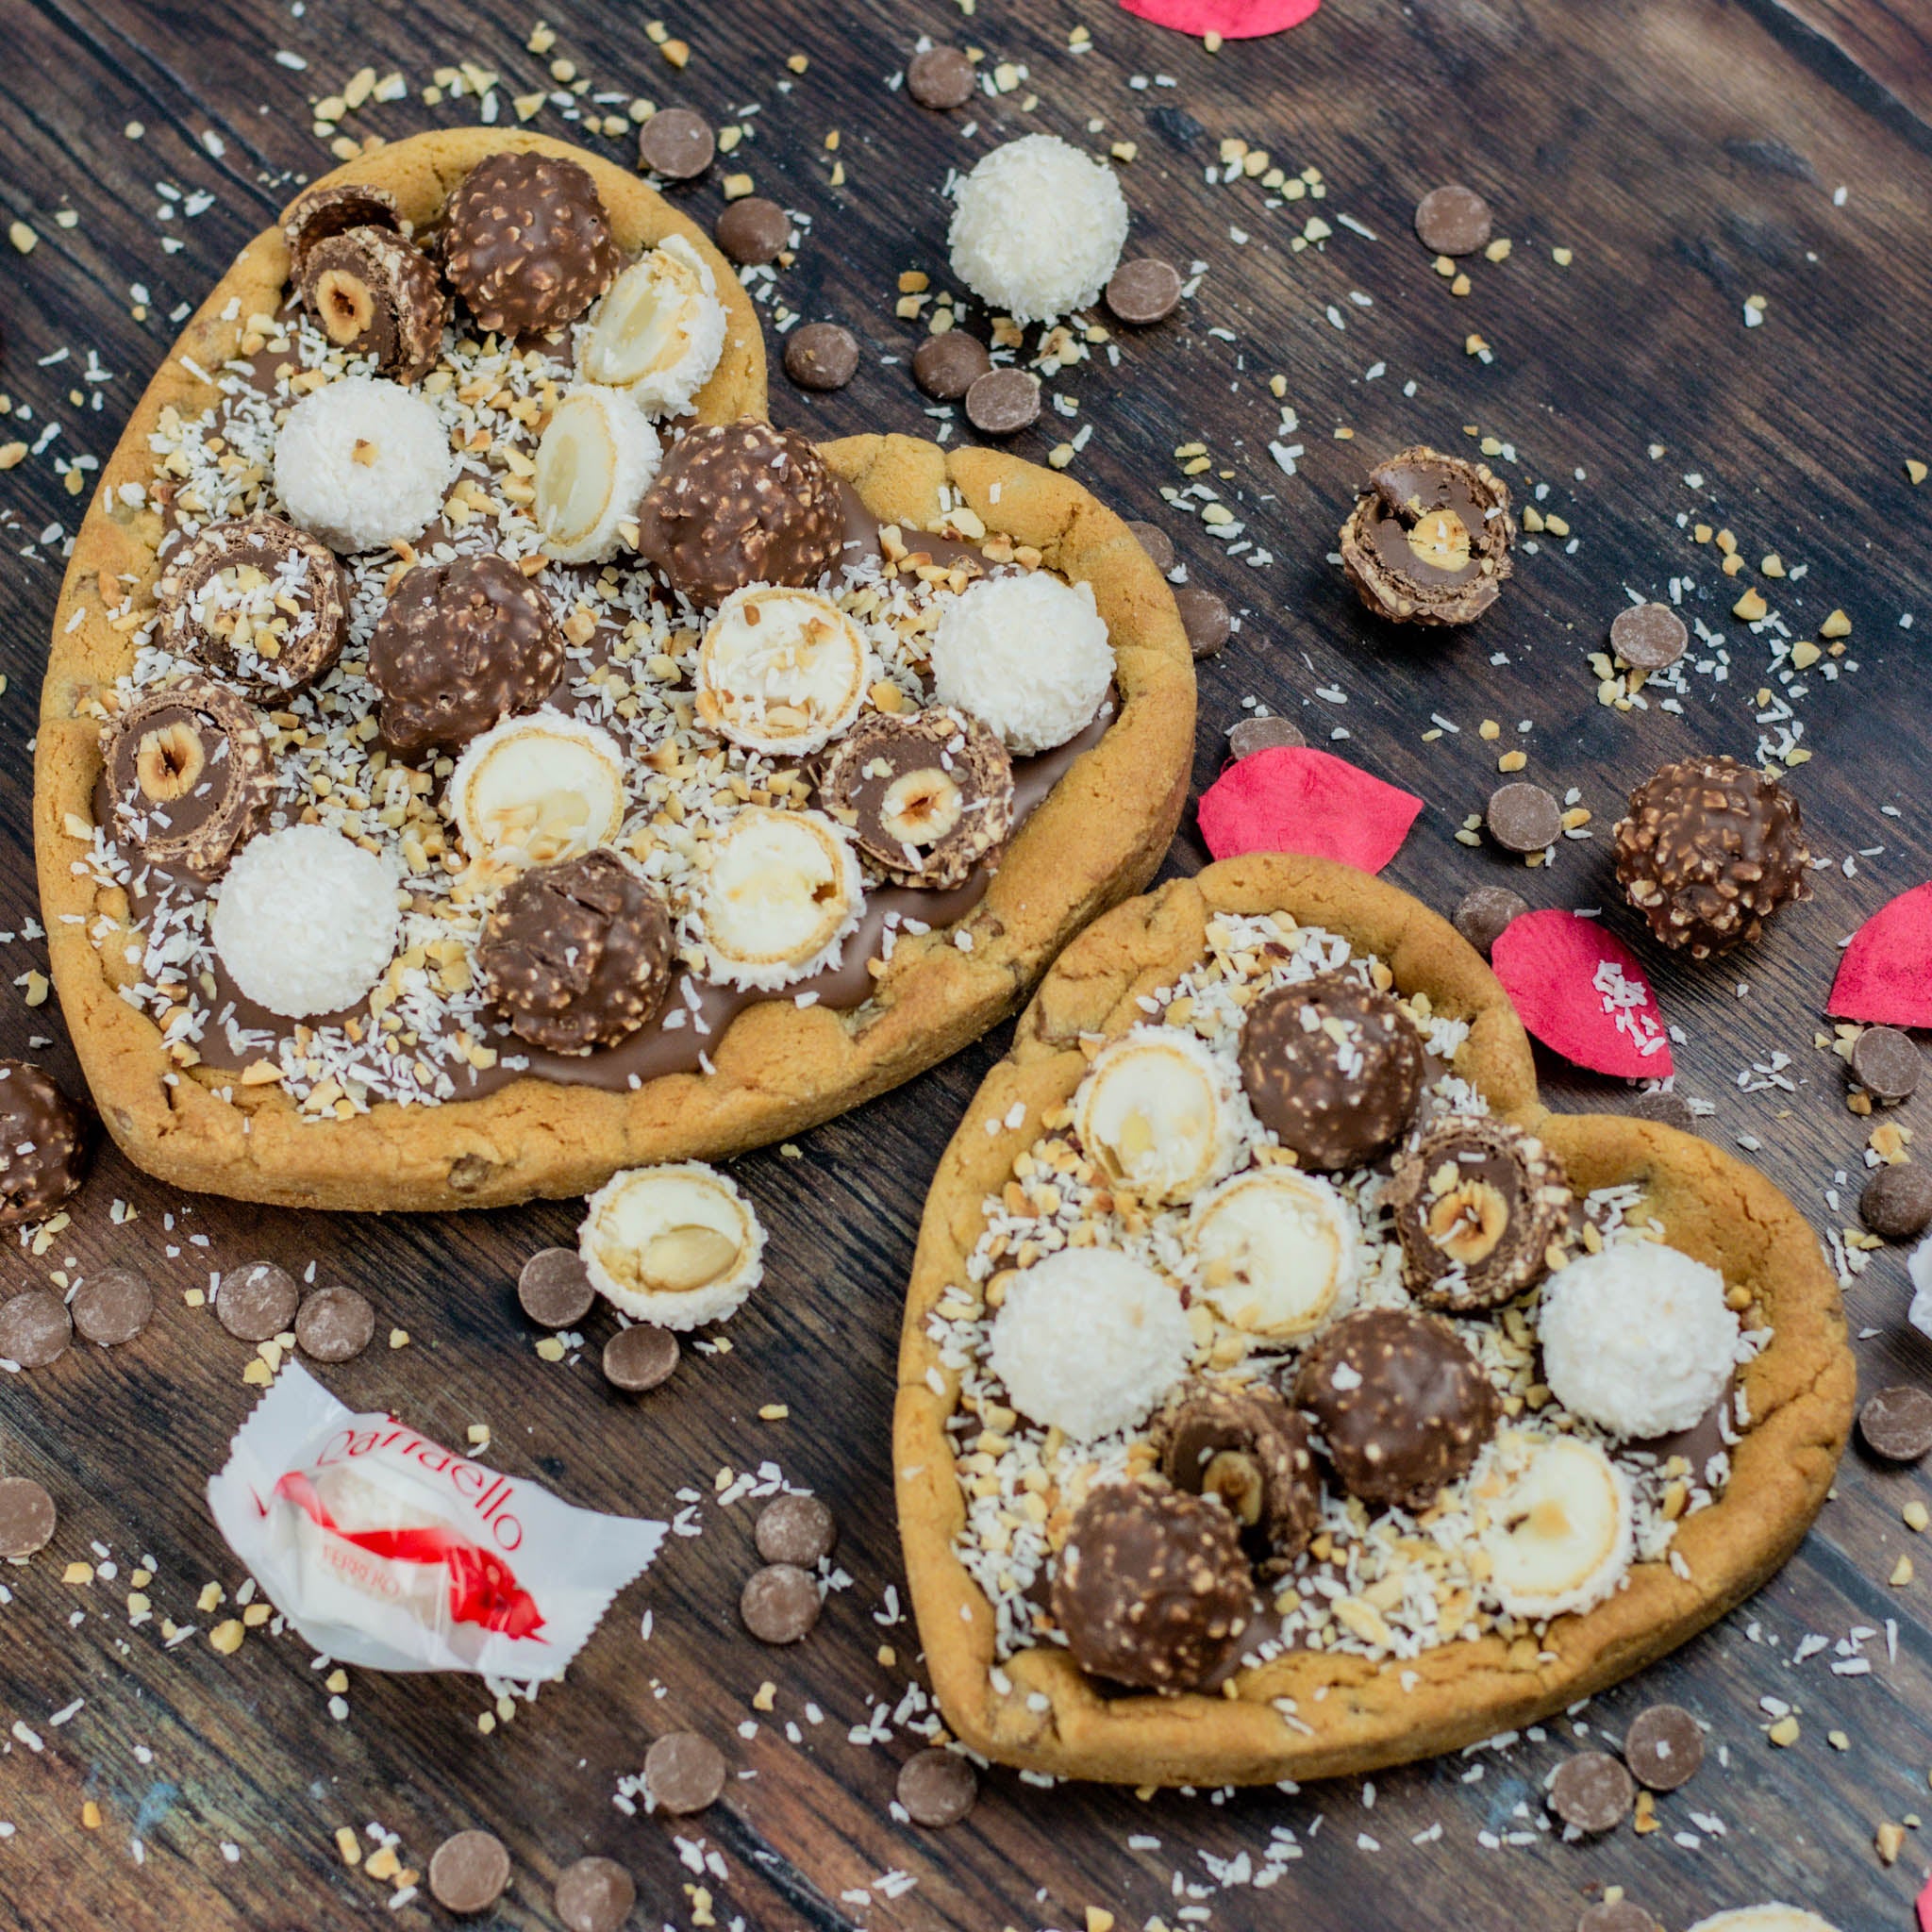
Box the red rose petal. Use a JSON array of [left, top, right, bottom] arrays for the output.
[[1197, 746, 1424, 874], [1827, 881, 1932, 1028], [1917, 1870, 1932, 1932], [1119, 0, 1320, 37], [1490, 909, 1674, 1079]]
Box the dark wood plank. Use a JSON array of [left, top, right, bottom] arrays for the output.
[[1, 1, 1930, 1928]]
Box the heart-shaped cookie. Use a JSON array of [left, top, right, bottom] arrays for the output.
[[895, 853, 1855, 1784]]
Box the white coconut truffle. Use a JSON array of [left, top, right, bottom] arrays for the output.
[[988, 1248, 1191, 1441], [1073, 1027, 1248, 1208], [947, 134, 1130, 325], [697, 807, 862, 991], [273, 375, 454, 554], [1189, 1167, 1356, 1341], [1539, 1244, 1739, 1440], [1474, 1432, 1634, 1623], [534, 383, 664, 564], [210, 824, 400, 1019], [577, 237, 728, 417], [448, 710, 628, 875], [1686, 1912, 1840, 1932], [579, 1160, 765, 1330], [696, 586, 872, 756], [929, 571, 1113, 757]]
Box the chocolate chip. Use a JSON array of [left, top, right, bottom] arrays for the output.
[[907, 44, 977, 110], [1452, 884, 1527, 958], [755, 1493, 837, 1568], [1174, 585, 1231, 659], [713, 197, 790, 266], [295, 1287, 375, 1363], [1487, 780, 1562, 854], [1851, 1024, 1921, 1102], [1859, 1385, 1932, 1462], [964, 367, 1041, 436], [638, 107, 715, 179], [912, 331, 992, 401], [1610, 602, 1689, 672], [741, 1563, 822, 1643], [896, 1748, 977, 1827], [71, 1269, 153, 1347], [1622, 1703, 1704, 1790], [1549, 1752, 1635, 1832], [519, 1248, 596, 1329], [216, 1262, 300, 1342], [0, 1477, 56, 1557], [0, 1291, 70, 1369], [1860, 1163, 1932, 1241], [1578, 1904, 1660, 1932], [603, 1324, 679, 1393], [784, 322, 859, 392], [427, 1830, 511, 1915], [1126, 521, 1175, 574], [1414, 183, 1493, 256], [554, 1856, 635, 1932], [643, 1731, 726, 1813], [1105, 258, 1183, 325], [1626, 1090, 1696, 1133], [1227, 714, 1305, 760]]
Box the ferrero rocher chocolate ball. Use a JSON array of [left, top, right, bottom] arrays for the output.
[[637, 418, 843, 610], [1051, 1483, 1253, 1692], [477, 851, 675, 1054], [441, 151, 619, 336], [296, 225, 449, 384], [1152, 1381, 1321, 1579], [1612, 753, 1811, 958], [0, 1063, 92, 1227], [1339, 446, 1515, 626]]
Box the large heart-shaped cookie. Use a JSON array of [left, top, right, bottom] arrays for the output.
[[895, 854, 1855, 1784], [34, 133, 1194, 1210]]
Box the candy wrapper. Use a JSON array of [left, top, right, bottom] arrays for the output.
[[207, 1364, 665, 1678]]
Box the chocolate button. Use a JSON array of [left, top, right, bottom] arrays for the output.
[[604, 1324, 679, 1393], [519, 1249, 596, 1328], [1610, 602, 1689, 672], [897, 1748, 977, 1827], [0, 1291, 70, 1368], [1452, 884, 1527, 958], [295, 1287, 375, 1363], [1859, 1385, 1932, 1462], [216, 1262, 299, 1342], [1227, 715, 1306, 760], [554, 1856, 635, 1932], [1851, 1024, 1920, 1102], [785, 322, 860, 392], [1622, 1703, 1704, 1790], [755, 1493, 837, 1567], [1626, 1090, 1696, 1133], [1578, 1905, 1661, 1932], [1174, 585, 1231, 659], [713, 197, 790, 267], [643, 1731, 726, 1813], [427, 1830, 511, 1915], [637, 108, 714, 179], [1487, 780, 1562, 854], [964, 368, 1041, 436], [1414, 183, 1493, 256], [907, 45, 976, 110], [912, 331, 992, 401], [71, 1269, 153, 1347], [1861, 1163, 1932, 1241], [741, 1562, 821, 1643], [1549, 1751, 1635, 1832], [1105, 258, 1182, 325], [0, 1477, 57, 1557], [1126, 521, 1175, 574]]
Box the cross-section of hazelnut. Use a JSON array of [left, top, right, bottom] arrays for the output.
[[134, 719, 207, 802], [1424, 1175, 1509, 1266]]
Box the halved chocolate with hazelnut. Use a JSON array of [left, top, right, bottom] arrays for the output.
[[1385, 1115, 1571, 1311], [153, 514, 348, 697], [283, 181, 406, 283], [295, 225, 449, 384], [1339, 445, 1514, 626], [1152, 1381, 1320, 1579], [817, 707, 1014, 890], [102, 676, 276, 878]]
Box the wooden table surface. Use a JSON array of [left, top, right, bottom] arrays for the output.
[[1, 1, 1929, 1927]]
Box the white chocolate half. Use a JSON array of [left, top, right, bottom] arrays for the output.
[[696, 586, 872, 756], [577, 237, 729, 417], [1475, 1432, 1634, 1622], [449, 710, 627, 876], [534, 383, 663, 564], [1072, 1027, 1246, 1207], [1189, 1167, 1356, 1341], [579, 1160, 765, 1329], [697, 807, 862, 991]]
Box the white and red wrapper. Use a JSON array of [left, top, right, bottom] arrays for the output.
[[208, 1364, 665, 1678]]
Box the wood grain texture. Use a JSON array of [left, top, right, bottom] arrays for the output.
[[0, 2, 1928, 1929]]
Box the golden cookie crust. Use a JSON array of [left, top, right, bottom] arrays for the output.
[[34, 136, 1195, 1210], [895, 853, 1856, 1785]]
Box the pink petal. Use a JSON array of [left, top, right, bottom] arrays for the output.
[[1197, 746, 1424, 874], [1119, 0, 1321, 37], [1490, 909, 1674, 1079], [1828, 881, 1932, 1028]]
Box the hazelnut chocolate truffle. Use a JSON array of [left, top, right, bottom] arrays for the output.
[[102, 676, 275, 878], [295, 224, 449, 384], [369, 551, 566, 761], [817, 707, 1014, 890], [441, 150, 619, 337], [0, 1063, 92, 1226], [1473, 1431, 1634, 1621], [1153, 1382, 1321, 1578], [478, 850, 675, 1054], [1612, 754, 1811, 958], [635, 418, 843, 610], [1237, 972, 1424, 1173], [1293, 1307, 1500, 1511], [283, 181, 404, 283], [1387, 1116, 1570, 1311], [153, 514, 349, 696], [1050, 1483, 1252, 1692], [1339, 446, 1514, 626]]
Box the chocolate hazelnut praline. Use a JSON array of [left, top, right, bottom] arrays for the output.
[[1050, 1483, 1253, 1693], [1338, 445, 1514, 626], [0, 1062, 93, 1227], [1291, 1307, 1500, 1512], [1152, 1381, 1321, 1579], [441, 150, 619, 336], [296, 225, 449, 384], [282, 181, 404, 284], [369, 551, 565, 762], [477, 851, 675, 1054], [1237, 972, 1424, 1172]]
